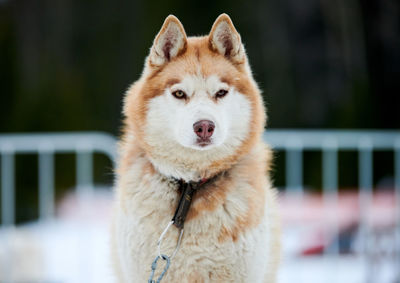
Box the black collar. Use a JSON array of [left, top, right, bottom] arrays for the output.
[[170, 174, 221, 229]]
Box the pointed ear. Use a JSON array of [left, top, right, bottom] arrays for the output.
[[209, 14, 245, 64], [149, 15, 187, 66]]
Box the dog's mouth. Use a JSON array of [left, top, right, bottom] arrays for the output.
[[196, 138, 212, 147]]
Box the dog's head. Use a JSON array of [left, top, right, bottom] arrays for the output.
[[123, 14, 266, 180]]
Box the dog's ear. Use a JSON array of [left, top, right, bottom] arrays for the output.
[[209, 14, 245, 64], [149, 15, 187, 66]]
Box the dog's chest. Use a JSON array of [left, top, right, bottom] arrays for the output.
[[115, 179, 270, 283]]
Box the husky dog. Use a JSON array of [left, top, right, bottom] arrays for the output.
[[112, 14, 280, 283]]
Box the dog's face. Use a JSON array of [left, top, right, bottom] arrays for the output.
[[147, 74, 252, 151], [123, 14, 265, 179]]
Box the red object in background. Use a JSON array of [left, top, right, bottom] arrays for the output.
[[279, 191, 397, 257], [302, 244, 325, 255]]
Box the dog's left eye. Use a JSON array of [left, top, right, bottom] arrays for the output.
[[215, 89, 228, 99], [172, 90, 187, 99]]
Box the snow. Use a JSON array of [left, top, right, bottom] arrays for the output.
[[0, 189, 398, 283]]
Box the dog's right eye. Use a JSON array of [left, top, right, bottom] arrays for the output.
[[172, 90, 187, 99]]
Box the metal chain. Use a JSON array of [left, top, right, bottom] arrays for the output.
[[148, 254, 170, 283]]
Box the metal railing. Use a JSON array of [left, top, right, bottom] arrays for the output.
[[0, 132, 117, 226], [1, 130, 399, 223], [265, 130, 400, 240]]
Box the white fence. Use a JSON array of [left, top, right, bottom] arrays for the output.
[[0, 132, 117, 226]]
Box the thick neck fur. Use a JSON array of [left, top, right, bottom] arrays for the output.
[[117, 133, 271, 219], [115, 131, 271, 246], [117, 131, 249, 184]]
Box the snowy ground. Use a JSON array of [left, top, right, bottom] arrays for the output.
[[0, 191, 114, 283], [0, 189, 398, 283]]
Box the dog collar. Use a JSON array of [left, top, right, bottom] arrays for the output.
[[171, 178, 210, 229]]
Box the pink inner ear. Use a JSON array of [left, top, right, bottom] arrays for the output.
[[163, 39, 172, 61], [162, 29, 179, 61], [219, 33, 233, 57]]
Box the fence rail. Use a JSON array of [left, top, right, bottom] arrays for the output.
[[1, 130, 400, 225], [264, 130, 400, 192], [0, 132, 117, 226]]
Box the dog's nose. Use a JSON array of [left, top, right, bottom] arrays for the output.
[[193, 120, 215, 139]]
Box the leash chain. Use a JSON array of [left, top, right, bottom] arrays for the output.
[[148, 179, 212, 282], [148, 254, 170, 283], [148, 221, 184, 283]]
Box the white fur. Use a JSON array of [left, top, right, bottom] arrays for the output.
[[113, 145, 278, 283], [144, 75, 252, 181]]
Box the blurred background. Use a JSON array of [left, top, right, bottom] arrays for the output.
[[0, 0, 399, 282]]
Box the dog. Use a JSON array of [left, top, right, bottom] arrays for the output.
[[111, 14, 280, 283]]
